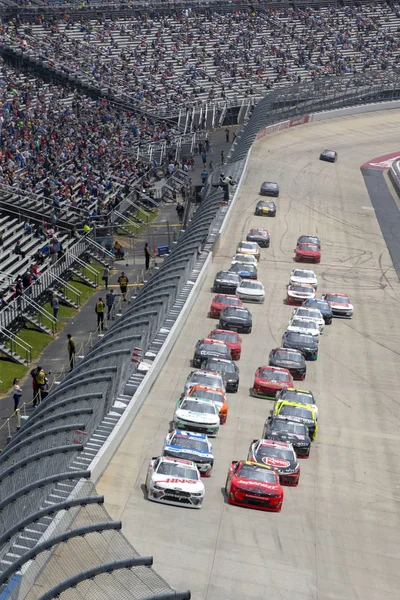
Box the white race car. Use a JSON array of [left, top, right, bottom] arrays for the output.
[[286, 283, 316, 305], [292, 307, 324, 332], [289, 269, 318, 288], [287, 317, 320, 340], [231, 253, 258, 267], [174, 396, 220, 437], [236, 279, 265, 303], [236, 241, 261, 261], [184, 370, 226, 395], [146, 456, 205, 508]]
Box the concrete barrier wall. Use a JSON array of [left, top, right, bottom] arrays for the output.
[[389, 160, 400, 198]]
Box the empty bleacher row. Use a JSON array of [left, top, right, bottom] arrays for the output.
[[2, 2, 399, 117]]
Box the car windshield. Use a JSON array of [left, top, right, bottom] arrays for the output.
[[291, 285, 313, 293], [291, 319, 317, 330], [223, 307, 249, 318], [240, 242, 256, 250], [250, 229, 268, 237], [200, 342, 228, 354], [293, 270, 313, 279], [191, 389, 223, 404], [216, 296, 240, 305], [217, 272, 238, 282], [286, 332, 315, 344], [259, 369, 290, 382], [190, 374, 223, 388], [327, 295, 349, 304], [299, 244, 318, 252], [296, 308, 320, 319], [210, 332, 238, 343], [207, 360, 236, 374], [158, 462, 199, 480], [314, 300, 330, 311], [237, 464, 277, 483], [240, 281, 262, 290], [274, 351, 302, 363], [256, 445, 294, 461], [181, 399, 216, 414], [230, 264, 248, 273], [271, 420, 308, 435], [234, 255, 253, 263], [280, 390, 314, 404], [170, 436, 209, 452], [279, 405, 313, 420]]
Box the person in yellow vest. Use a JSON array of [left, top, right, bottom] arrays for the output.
[[95, 298, 105, 331], [34, 366, 46, 406], [118, 271, 129, 301]]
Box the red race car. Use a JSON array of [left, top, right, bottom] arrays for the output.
[[286, 284, 316, 306], [225, 460, 284, 512], [252, 366, 294, 398], [322, 293, 354, 318], [209, 294, 243, 318], [208, 329, 242, 360], [295, 243, 321, 263], [247, 439, 300, 486]]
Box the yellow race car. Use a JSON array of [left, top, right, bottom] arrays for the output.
[[272, 400, 318, 440]]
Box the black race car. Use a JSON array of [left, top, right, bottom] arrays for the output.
[[255, 200, 276, 217], [192, 339, 232, 368], [219, 306, 252, 334], [246, 228, 270, 248], [260, 181, 279, 197], [247, 439, 300, 486], [202, 357, 239, 392], [229, 263, 258, 280], [281, 331, 318, 361], [269, 347, 306, 380], [213, 271, 242, 294], [302, 298, 332, 324], [297, 235, 321, 249], [262, 416, 311, 458], [319, 149, 337, 163]]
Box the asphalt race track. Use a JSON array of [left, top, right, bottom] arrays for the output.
[[98, 109, 400, 600]]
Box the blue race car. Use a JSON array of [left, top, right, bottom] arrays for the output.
[[163, 430, 214, 477], [302, 298, 332, 325]]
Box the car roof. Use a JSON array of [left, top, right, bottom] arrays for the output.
[[249, 227, 269, 233], [182, 396, 215, 405], [243, 460, 273, 470], [189, 384, 224, 394], [259, 365, 290, 373], [289, 283, 315, 289], [273, 347, 303, 355], [284, 387, 313, 394], [325, 292, 349, 297], [160, 456, 195, 465], [276, 400, 315, 412], [200, 338, 227, 345], [292, 269, 316, 275], [205, 357, 234, 365], [213, 294, 239, 299], [298, 243, 319, 249], [239, 279, 263, 286], [258, 439, 292, 449], [189, 369, 221, 377], [174, 430, 208, 440], [210, 328, 239, 336], [290, 317, 318, 324]]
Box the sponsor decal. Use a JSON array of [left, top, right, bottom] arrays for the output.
[[156, 478, 197, 484], [262, 457, 291, 468], [289, 115, 310, 127]]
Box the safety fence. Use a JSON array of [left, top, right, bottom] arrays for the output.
[[2, 68, 398, 600]]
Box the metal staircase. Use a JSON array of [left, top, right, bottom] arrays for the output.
[[69, 256, 98, 288], [0, 327, 33, 365]]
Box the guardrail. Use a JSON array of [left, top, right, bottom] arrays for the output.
[[389, 160, 400, 198]]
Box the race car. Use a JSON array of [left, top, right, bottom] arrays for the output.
[[145, 456, 205, 508], [321, 292, 354, 318], [254, 199, 277, 217], [252, 366, 294, 398], [260, 181, 279, 197], [269, 347, 306, 380], [286, 283, 316, 305], [247, 439, 300, 486], [225, 460, 284, 512], [262, 416, 311, 458], [213, 271, 242, 294], [287, 317, 320, 340], [302, 298, 332, 324], [229, 263, 258, 280], [163, 430, 214, 477], [281, 331, 319, 361], [275, 388, 318, 419], [292, 306, 325, 332], [202, 357, 239, 393], [192, 338, 231, 368], [209, 294, 243, 318], [174, 396, 220, 437], [272, 400, 318, 440], [183, 369, 226, 395], [219, 306, 252, 334], [289, 269, 318, 289], [187, 385, 228, 424], [236, 240, 261, 260], [295, 243, 321, 264], [231, 253, 258, 267], [208, 329, 242, 360], [236, 279, 265, 303], [320, 149, 338, 163], [297, 235, 321, 249], [246, 227, 270, 247]]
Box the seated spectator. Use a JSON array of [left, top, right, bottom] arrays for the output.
[[114, 241, 125, 260], [14, 240, 26, 260]]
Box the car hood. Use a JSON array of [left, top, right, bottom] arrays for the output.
[[288, 325, 319, 337], [257, 378, 288, 388], [290, 276, 317, 285], [152, 474, 204, 493], [197, 348, 229, 360], [233, 477, 281, 494], [175, 409, 219, 425], [237, 287, 263, 295], [272, 359, 304, 368], [221, 315, 250, 323], [283, 339, 317, 350], [268, 430, 309, 444], [328, 301, 353, 309], [288, 289, 314, 297]]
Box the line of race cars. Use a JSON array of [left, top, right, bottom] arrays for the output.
[[145, 171, 354, 512]]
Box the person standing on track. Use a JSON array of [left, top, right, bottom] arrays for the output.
[[106, 289, 115, 319], [67, 333, 76, 371], [118, 271, 129, 301], [144, 243, 152, 271], [95, 298, 105, 331]]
